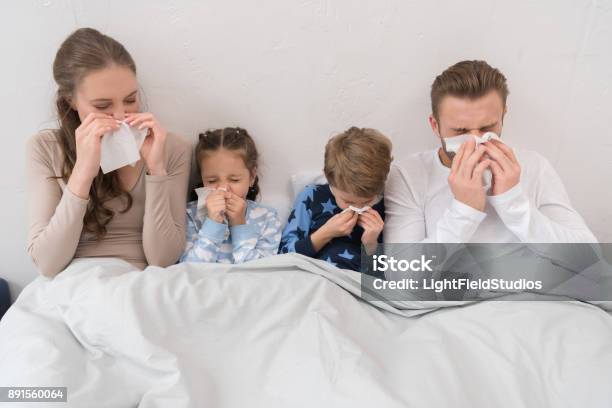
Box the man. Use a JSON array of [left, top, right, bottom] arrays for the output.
[[384, 60, 596, 243]]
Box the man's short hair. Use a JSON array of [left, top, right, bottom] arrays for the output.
[[431, 60, 509, 120], [324, 127, 393, 197]]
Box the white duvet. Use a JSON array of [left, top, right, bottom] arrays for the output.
[[1, 254, 611, 407]]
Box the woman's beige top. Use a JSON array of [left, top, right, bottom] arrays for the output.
[[26, 130, 192, 277]]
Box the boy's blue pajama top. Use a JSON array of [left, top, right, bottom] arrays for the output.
[[278, 184, 385, 271]]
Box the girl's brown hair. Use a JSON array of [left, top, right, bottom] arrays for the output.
[[53, 27, 137, 239], [195, 127, 261, 201]]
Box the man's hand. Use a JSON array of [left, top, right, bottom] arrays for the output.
[[448, 138, 491, 212], [482, 139, 521, 196]]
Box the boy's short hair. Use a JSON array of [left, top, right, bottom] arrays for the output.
[[324, 127, 393, 197], [431, 60, 509, 120]]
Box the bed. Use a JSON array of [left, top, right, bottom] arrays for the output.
[[1, 171, 611, 407], [1, 253, 612, 407]]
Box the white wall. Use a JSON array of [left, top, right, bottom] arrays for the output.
[[1, 0, 611, 299]]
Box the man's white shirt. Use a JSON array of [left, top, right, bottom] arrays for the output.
[[383, 148, 597, 243]]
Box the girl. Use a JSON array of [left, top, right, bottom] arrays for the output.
[[180, 127, 281, 264], [27, 28, 191, 277]]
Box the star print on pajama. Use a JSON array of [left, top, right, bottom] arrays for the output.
[[278, 184, 385, 272]]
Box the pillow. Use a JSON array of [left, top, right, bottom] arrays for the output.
[[290, 171, 327, 199]]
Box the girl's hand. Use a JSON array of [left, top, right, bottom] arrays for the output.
[[358, 208, 384, 255], [69, 112, 120, 198], [205, 190, 227, 224], [225, 188, 247, 226], [125, 112, 167, 176]]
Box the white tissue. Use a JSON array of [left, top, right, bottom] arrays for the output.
[[443, 132, 503, 191], [100, 122, 148, 174], [444, 131, 501, 154], [195, 186, 228, 221], [342, 205, 371, 214]]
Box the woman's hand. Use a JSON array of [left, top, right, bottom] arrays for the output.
[[125, 112, 167, 176], [68, 112, 119, 199]]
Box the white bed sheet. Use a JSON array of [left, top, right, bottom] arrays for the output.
[[1, 254, 611, 407]]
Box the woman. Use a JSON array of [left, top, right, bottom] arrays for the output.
[[26, 27, 191, 277]]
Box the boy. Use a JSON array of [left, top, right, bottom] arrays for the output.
[[279, 127, 393, 271]]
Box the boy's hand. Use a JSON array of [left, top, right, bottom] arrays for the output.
[[205, 190, 227, 223], [224, 188, 247, 226], [321, 210, 359, 239], [311, 210, 358, 253], [358, 208, 384, 254]]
